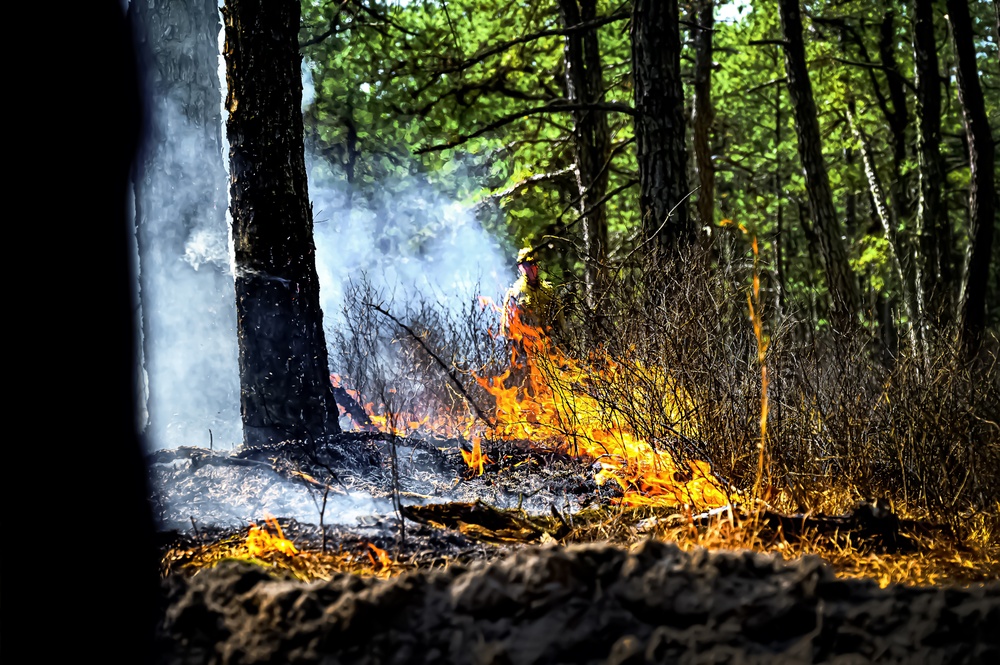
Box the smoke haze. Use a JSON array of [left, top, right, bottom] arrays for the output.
[[134, 12, 511, 451]]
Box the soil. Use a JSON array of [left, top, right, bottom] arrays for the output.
[[155, 539, 998, 664]]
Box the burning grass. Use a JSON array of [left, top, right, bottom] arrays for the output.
[[161, 518, 403, 582], [159, 502, 999, 589]]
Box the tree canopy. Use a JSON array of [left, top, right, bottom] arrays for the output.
[[298, 0, 998, 347]]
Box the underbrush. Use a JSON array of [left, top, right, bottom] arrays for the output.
[[329, 246, 1000, 544]]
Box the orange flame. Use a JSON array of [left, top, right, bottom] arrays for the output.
[[337, 298, 735, 509], [246, 514, 298, 557], [460, 436, 492, 475], [474, 302, 732, 508], [366, 542, 392, 569]]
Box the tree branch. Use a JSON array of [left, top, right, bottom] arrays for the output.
[[414, 102, 634, 154], [433, 11, 630, 77]]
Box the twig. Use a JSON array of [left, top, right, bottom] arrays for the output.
[[190, 516, 203, 545], [319, 487, 330, 552], [365, 303, 497, 429]]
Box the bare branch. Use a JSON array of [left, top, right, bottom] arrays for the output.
[[365, 303, 496, 429]]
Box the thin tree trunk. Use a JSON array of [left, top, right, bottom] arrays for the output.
[[558, 0, 610, 307], [129, 0, 239, 448], [878, 10, 911, 224], [691, 0, 715, 230], [778, 0, 860, 324], [631, 0, 693, 253], [947, 0, 997, 352], [848, 103, 925, 363], [913, 0, 952, 322], [223, 0, 341, 446]]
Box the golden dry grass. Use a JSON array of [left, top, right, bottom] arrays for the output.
[[160, 500, 998, 589]]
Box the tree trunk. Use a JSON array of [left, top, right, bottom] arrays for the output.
[[778, 0, 860, 324], [947, 0, 997, 352], [631, 0, 693, 252], [558, 0, 610, 307], [912, 0, 952, 322], [223, 0, 341, 446], [129, 0, 240, 448], [848, 104, 925, 363], [691, 0, 716, 230], [878, 9, 911, 224]]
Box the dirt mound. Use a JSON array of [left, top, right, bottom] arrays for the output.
[[157, 539, 997, 664]]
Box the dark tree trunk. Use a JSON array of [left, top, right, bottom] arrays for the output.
[[223, 0, 341, 446], [129, 0, 239, 448], [691, 0, 716, 229], [947, 0, 997, 352], [558, 0, 610, 306], [778, 0, 860, 323], [631, 0, 693, 252], [913, 0, 952, 321]]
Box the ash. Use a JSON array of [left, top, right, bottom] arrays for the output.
[[149, 431, 609, 533]]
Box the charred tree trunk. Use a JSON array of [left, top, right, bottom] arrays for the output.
[[691, 0, 716, 230], [912, 0, 952, 322], [558, 0, 611, 307], [223, 0, 341, 446], [947, 0, 997, 353], [631, 0, 693, 253], [129, 0, 239, 448], [778, 0, 860, 324]]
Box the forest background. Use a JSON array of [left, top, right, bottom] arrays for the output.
[[130, 0, 999, 528]]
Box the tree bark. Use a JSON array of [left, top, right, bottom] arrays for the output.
[[558, 0, 611, 307], [691, 0, 716, 229], [631, 0, 693, 253], [129, 0, 239, 448], [947, 0, 997, 352], [912, 0, 952, 321], [223, 0, 341, 446], [778, 0, 860, 323]]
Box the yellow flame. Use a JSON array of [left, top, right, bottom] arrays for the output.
[[246, 514, 298, 557]]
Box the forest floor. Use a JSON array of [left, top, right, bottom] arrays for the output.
[[150, 435, 999, 664]]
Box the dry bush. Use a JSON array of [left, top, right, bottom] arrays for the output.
[[330, 277, 507, 433], [572, 244, 1000, 524], [329, 255, 999, 527]]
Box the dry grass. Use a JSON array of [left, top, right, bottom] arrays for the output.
[[253, 245, 1000, 589], [160, 503, 999, 588], [160, 527, 406, 582]]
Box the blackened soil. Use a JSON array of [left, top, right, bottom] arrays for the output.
[[156, 539, 998, 664]]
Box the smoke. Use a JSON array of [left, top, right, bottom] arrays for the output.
[[133, 94, 241, 452], [136, 25, 511, 453], [310, 170, 511, 331]]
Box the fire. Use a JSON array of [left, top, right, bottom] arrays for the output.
[[460, 436, 492, 476], [336, 303, 734, 510], [246, 514, 298, 557], [366, 542, 392, 569], [477, 303, 732, 509]]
